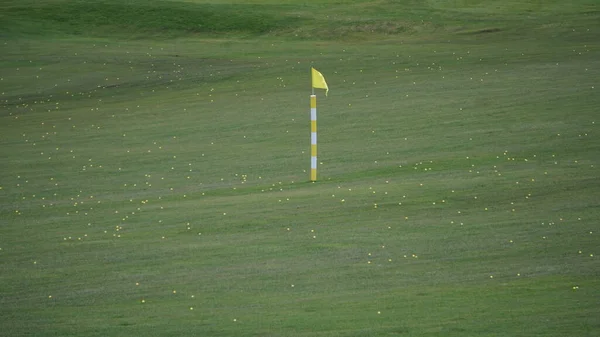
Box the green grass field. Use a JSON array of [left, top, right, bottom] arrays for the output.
[[1, 0, 599, 336]]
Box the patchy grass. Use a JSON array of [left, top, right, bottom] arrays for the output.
[[1, 0, 600, 336], [0, 0, 303, 38]]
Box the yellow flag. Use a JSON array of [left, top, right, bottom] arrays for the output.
[[311, 67, 329, 96]]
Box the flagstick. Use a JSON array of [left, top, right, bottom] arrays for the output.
[[311, 67, 315, 95], [310, 94, 317, 182]]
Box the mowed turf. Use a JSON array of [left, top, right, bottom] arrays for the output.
[[1, 0, 599, 336]]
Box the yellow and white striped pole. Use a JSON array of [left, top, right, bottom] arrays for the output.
[[310, 94, 317, 181], [310, 67, 327, 182]]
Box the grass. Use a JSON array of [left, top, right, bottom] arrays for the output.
[[1, 0, 600, 336], [0, 0, 303, 38]]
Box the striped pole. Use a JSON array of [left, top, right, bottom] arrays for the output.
[[310, 94, 317, 182]]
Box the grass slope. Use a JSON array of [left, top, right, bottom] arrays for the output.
[[1, 0, 600, 336], [2, 1, 299, 35]]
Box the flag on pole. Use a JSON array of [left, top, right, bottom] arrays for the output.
[[311, 67, 328, 96], [309, 68, 327, 182]]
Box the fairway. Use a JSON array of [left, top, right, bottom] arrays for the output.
[[1, 1, 600, 336]]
